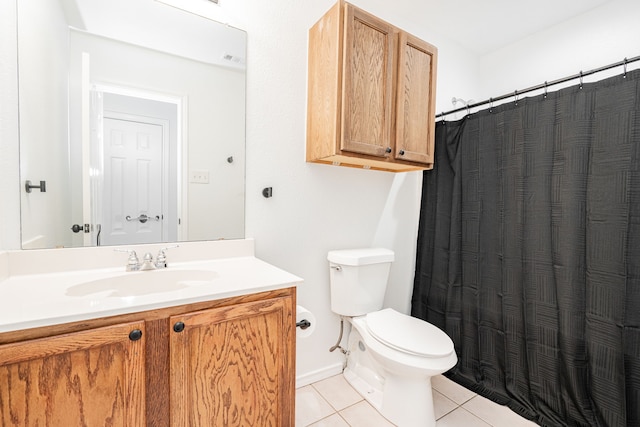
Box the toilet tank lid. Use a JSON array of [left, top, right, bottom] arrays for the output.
[[327, 248, 394, 265]]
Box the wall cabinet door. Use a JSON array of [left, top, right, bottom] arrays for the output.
[[395, 32, 437, 165], [0, 321, 146, 426], [169, 296, 295, 426], [340, 5, 396, 158]]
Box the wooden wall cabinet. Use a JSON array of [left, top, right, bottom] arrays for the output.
[[0, 288, 296, 427], [306, 1, 438, 172]]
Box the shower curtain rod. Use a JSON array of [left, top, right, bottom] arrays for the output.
[[436, 55, 640, 119]]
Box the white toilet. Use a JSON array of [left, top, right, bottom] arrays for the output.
[[328, 248, 457, 427]]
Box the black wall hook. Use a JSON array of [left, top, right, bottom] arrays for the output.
[[25, 180, 46, 193]]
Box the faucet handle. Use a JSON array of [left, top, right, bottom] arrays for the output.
[[114, 249, 140, 271], [156, 244, 179, 268]]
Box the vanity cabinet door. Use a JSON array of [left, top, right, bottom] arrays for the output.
[[0, 321, 146, 426], [169, 295, 295, 427]]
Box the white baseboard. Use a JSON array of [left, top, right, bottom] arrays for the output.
[[296, 362, 344, 389]]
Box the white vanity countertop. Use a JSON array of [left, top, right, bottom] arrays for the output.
[[0, 240, 303, 333]]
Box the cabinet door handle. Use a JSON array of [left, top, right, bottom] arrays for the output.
[[399, 149, 405, 156], [129, 329, 143, 341], [385, 147, 392, 154], [173, 321, 185, 333]]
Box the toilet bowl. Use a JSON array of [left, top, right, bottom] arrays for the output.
[[343, 309, 457, 427], [327, 248, 457, 427]]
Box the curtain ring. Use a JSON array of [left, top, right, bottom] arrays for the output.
[[466, 104, 470, 116], [623, 57, 628, 78], [514, 89, 519, 106], [543, 81, 548, 99], [441, 112, 446, 124], [489, 97, 494, 113], [579, 71, 583, 89]]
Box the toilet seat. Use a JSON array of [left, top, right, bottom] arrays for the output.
[[365, 308, 454, 358]]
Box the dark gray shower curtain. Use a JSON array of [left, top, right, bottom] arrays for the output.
[[411, 69, 640, 427]]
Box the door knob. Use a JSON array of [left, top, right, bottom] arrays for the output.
[[71, 224, 89, 233]]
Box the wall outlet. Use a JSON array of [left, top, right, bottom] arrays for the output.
[[189, 169, 210, 184]]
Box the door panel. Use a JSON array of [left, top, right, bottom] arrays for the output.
[[102, 117, 164, 245], [395, 32, 437, 164], [340, 4, 396, 158]]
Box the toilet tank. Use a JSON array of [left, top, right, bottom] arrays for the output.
[[328, 248, 394, 316]]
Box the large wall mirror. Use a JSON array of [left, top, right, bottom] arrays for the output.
[[18, 0, 246, 249]]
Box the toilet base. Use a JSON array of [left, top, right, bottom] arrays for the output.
[[344, 323, 438, 427], [344, 368, 436, 427], [343, 367, 383, 411], [381, 373, 435, 427]]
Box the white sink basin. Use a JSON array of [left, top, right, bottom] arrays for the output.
[[65, 269, 218, 298]]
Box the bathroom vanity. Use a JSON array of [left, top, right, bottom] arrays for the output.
[[0, 240, 301, 426]]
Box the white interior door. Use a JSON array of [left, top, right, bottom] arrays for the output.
[[101, 116, 164, 245]]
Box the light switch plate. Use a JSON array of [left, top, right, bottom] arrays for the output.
[[189, 169, 210, 184]]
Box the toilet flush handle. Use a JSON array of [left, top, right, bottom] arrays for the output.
[[330, 265, 342, 271]]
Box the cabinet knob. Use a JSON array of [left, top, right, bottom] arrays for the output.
[[173, 321, 185, 333], [129, 329, 143, 341], [399, 149, 405, 156], [385, 147, 392, 154]]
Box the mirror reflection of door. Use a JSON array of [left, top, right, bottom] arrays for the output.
[[101, 115, 164, 245], [90, 90, 180, 246]]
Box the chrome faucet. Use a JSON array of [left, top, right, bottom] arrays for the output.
[[115, 245, 179, 272], [140, 252, 156, 271], [115, 249, 141, 272], [154, 245, 179, 269]]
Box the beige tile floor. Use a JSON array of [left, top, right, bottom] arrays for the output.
[[296, 373, 539, 426]]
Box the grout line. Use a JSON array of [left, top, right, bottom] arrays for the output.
[[436, 406, 457, 421], [458, 407, 493, 426], [460, 394, 478, 405], [336, 412, 350, 426], [307, 383, 337, 421]]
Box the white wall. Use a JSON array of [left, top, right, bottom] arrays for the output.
[[18, 0, 71, 249], [475, 0, 640, 108], [0, 0, 21, 250], [242, 0, 479, 384]]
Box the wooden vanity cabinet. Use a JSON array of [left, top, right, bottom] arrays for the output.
[[306, 1, 438, 172], [0, 288, 296, 427]]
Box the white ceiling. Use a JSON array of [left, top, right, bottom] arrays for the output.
[[395, 0, 615, 55]]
